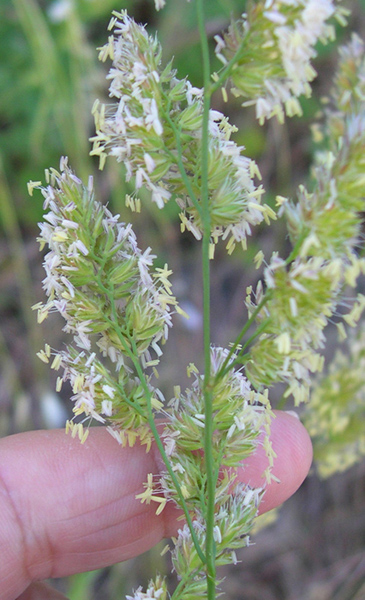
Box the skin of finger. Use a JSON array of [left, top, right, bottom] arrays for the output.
[[0, 429, 166, 600], [238, 411, 313, 514], [16, 581, 68, 600], [0, 413, 312, 600]]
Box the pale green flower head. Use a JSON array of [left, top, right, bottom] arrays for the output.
[[126, 576, 167, 600], [245, 255, 347, 403], [329, 33, 365, 121], [165, 347, 270, 456], [171, 484, 261, 595], [215, 0, 347, 124], [283, 34, 365, 264], [31, 158, 177, 441], [161, 347, 274, 518], [34, 158, 175, 358], [171, 521, 208, 584], [304, 324, 365, 478], [90, 11, 273, 252]]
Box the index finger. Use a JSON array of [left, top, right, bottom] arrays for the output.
[[0, 412, 312, 600]]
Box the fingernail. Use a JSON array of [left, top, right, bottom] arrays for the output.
[[284, 410, 300, 420]]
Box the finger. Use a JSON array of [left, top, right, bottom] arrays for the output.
[[0, 412, 311, 599], [238, 411, 313, 513], [0, 428, 165, 600], [16, 581, 68, 600]]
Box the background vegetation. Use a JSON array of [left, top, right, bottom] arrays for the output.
[[0, 0, 364, 597]]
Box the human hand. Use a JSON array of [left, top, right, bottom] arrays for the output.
[[0, 411, 312, 600]]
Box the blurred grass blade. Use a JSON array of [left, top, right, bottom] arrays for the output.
[[12, 0, 93, 178], [0, 152, 43, 384]]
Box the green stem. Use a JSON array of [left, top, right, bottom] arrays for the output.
[[214, 292, 273, 383], [223, 318, 272, 370], [111, 377, 146, 417], [197, 1, 217, 598], [284, 230, 308, 265]]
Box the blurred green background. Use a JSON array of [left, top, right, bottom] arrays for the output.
[[1, 0, 365, 598]]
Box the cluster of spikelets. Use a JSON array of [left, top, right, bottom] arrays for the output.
[[30, 158, 183, 447], [303, 323, 365, 478], [135, 348, 274, 598], [286, 33, 365, 261], [214, 0, 349, 123], [298, 37, 365, 467], [30, 2, 365, 600], [159, 350, 274, 597], [243, 34, 365, 406], [125, 576, 167, 600], [90, 9, 275, 254]]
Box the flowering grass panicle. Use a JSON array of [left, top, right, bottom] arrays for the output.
[[156, 347, 273, 596], [170, 486, 262, 598], [245, 255, 352, 404], [164, 347, 273, 480], [90, 10, 274, 252], [284, 35, 365, 262], [32, 158, 177, 443], [241, 34, 365, 406], [304, 324, 365, 478], [214, 0, 347, 124], [245, 233, 365, 405], [30, 3, 365, 599]]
